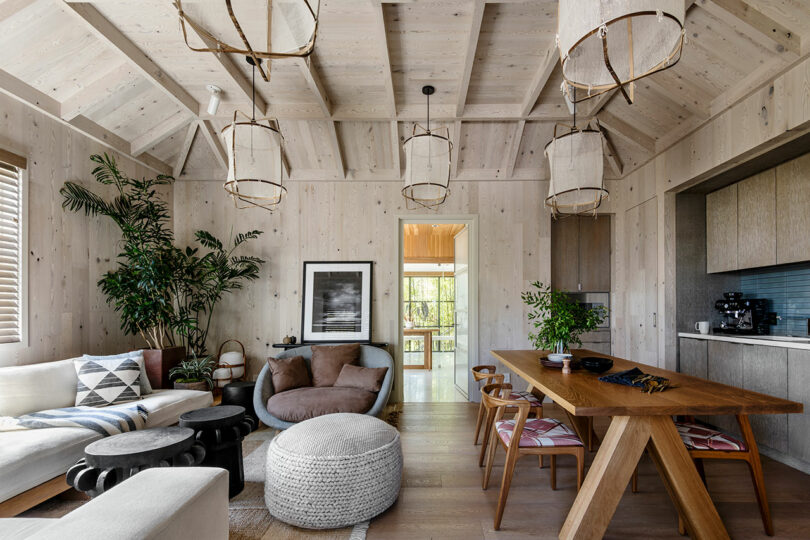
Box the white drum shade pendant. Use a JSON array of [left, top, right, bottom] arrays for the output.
[[221, 58, 287, 211], [175, 0, 319, 82], [558, 0, 685, 104], [544, 124, 607, 217], [402, 86, 452, 210]]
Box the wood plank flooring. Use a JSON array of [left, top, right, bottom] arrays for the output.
[[368, 402, 810, 539]]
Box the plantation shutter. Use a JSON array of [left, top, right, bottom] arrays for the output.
[[0, 160, 22, 344]]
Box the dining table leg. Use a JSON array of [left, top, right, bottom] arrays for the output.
[[559, 415, 729, 540]]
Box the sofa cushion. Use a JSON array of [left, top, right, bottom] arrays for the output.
[[0, 359, 79, 418], [334, 364, 388, 393], [74, 358, 142, 407], [83, 351, 152, 395], [267, 356, 311, 393], [122, 389, 213, 428], [266, 386, 376, 423], [310, 344, 360, 387], [0, 518, 52, 537]]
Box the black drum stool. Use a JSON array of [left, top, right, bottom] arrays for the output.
[[221, 380, 258, 428]]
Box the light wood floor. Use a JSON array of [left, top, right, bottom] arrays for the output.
[[369, 402, 810, 539]]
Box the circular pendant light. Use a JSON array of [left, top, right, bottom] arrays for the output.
[[402, 86, 452, 210], [558, 0, 685, 104]]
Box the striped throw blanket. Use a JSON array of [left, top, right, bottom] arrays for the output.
[[0, 404, 148, 436]]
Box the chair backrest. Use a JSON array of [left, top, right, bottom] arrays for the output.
[[472, 365, 504, 384], [274, 344, 393, 371], [481, 382, 532, 449]]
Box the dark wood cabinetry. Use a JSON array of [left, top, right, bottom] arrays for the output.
[[551, 215, 611, 292]]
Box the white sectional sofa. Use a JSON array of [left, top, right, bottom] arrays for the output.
[[0, 357, 213, 512], [0, 468, 229, 539]]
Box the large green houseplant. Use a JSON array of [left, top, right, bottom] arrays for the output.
[[60, 154, 265, 358], [521, 281, 607, 354]]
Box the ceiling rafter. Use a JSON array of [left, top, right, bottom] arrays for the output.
[[708, 0, 802, 55], [63, 2, 201, 116], [131, 111, 193, 156], [697, 0, 798, 58], [370, 0, 396, 117], [597, 110, 656, 154], [505, 120, 525, 179], [390, 120, 401, 179], [597, 125, 623, 177], [198, 119, 227, 170], [520, 44, 559, 117], [450, 120, 462, 179], [456, 0, 486, 117], [173, 121, 198, 178]]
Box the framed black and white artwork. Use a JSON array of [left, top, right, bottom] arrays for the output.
[[301, 261, 373, 343]]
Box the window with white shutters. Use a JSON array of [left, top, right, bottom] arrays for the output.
[[0, 158, 23, 344]]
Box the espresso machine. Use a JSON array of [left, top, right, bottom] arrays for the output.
[[714, 292, 773, 335]]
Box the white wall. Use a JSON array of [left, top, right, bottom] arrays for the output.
[[0, 92, 171, 367]]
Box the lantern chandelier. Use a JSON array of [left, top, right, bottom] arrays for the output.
[[544, 89, 608, 217], [557, 0, 685, 104], [402, 86, 452, 210], [221, 57, 287, 211], [174, 0, 319, 82]]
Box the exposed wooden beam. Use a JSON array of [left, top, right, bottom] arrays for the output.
[[597, 110, 656, 154], [579, 88, 615, 118], [63, 3, 201, 116], [327, 121, 346, 180], [173, 122, 198, 178], [520, 44, 559, 116], [182, 19, 267, 116], [505, 120, 525, 178], [450, 120, 462, 179], [131, 112, 193, 156], [698, 0, 798, 58], [456, 0, 486, 116], [370, 0, 396, 117], [709, 0, 801, 55], [198, 119, 227, 170], [0, 68, 170, 175], [599, 128, 623, 177], [390, 120, 401, 179], [295, 56, 331, 116]]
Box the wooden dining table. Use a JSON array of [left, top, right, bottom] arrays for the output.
[[490, 349, 803, 540]]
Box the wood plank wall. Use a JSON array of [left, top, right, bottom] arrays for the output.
[[173, 180, 618, 403], [0, 92, 170, 367]]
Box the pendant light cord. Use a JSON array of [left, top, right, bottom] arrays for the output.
[[252, 63, 256, 122], [572, 86, 577, 129], [426, 90, 430, 132]]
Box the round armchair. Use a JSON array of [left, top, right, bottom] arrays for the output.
[[253, 344, 394, 430]]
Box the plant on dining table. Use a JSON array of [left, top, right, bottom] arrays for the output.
[[521, 281, 607, 354]]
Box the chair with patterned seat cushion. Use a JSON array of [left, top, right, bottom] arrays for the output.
[[674, 418, 773, 536], [481, 383, 584, 530]]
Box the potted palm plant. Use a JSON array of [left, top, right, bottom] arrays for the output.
[[521, 282, 607, 360], [169, 355, 215, 391]]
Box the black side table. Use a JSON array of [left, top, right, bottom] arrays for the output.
[[221, 381, 258, 428], [67, 426, 204, 497], [179, 405, 252, 497]]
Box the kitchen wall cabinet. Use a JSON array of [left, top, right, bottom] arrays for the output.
[[776, 153, 810, 265], [737, 170, 776, 269], [680, 337, 707, 379], [706, 184, 738, 273], [742, 345, 788, 453], [550, 215, 610, 292]]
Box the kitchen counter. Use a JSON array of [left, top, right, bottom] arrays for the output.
[[679, 332, 810, 351]]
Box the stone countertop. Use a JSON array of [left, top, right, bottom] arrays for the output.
[[678, 332, 810, 351]]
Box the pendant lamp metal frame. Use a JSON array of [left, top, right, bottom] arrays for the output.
[[174, 0, 319, 82], [559, 6, 685, 105], [401, 85, 453, 211]]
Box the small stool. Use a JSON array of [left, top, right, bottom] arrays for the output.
[[221, 380, 258, 429], [179, 405, 252, 497]]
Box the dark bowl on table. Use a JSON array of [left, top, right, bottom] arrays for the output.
[[580, 357, 613, 374]]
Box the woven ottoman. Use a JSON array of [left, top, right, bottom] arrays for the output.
[[264, 412, 402, 529]]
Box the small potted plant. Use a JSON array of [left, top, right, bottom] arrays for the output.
[[521, 281, 607, 361], [169, 355, 215, 391]]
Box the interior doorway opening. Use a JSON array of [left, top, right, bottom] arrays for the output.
[[399, 219, 477, 402]]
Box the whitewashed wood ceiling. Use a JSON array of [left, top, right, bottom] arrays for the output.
[[0, 0, 806, 182]]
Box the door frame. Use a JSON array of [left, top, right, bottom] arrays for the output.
[[398, 215, 479, 401]]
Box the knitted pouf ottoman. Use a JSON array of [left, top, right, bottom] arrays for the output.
[[264, 412, 402, 529]]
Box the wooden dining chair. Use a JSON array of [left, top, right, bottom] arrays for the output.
[[481, 383, 584, 530], [472, 365, 543, 449], [674, 416, 773, 536]]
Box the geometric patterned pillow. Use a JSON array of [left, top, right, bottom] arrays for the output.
[[74, 358, 142, 407], [82, 351, 152, 395]]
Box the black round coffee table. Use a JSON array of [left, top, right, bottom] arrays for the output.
[[179, 405, 252, 497], [67, 426, 205, 497], [221, 381, 258, 428]]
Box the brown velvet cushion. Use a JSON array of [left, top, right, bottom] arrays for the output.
[[310, 344, 361, 387], [334, 364, 388, 393], [266, 386, 377, 423], [267, 356, 311, 393]]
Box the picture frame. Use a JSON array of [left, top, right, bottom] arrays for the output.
[[301, 261, 373, 343]]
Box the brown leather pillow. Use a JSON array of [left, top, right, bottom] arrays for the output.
[[310, 344, 361, 387], [267, 356, 311, 393], [334, 364, 388, 393]]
